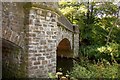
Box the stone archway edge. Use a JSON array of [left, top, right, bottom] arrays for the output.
[[2, 27, 24, 48]]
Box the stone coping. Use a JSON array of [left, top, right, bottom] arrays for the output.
[[31, 3, 79, 33]]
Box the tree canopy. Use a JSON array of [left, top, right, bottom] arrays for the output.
[[59, 1, 120, 62]]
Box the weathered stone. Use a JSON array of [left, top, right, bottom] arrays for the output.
[[47, 12, 51, 17], [46, 16, 50, 21], [42, 60, 47, 65], [34, 54, 41, 56], [46, 56, 51, 59], [39, 66, 44, 69], [30, 57, 36, 61], [34, 30, 41, 33], [51, 18, 56, 22], [29, 42, 38, 45], [28, 61, 32, 66], [29, 50, 37, 53], [35, 19, 41, 26], [30, 66, 38, 69], [36, 10, 42, 15], [43, 53, 50, 56], [48, 40, 53, 43], [46, 31, 53, 35], [38, 57, 45, 60], [43, 24, 47, 27], [39, 49, 45, 52], [40, 40, 46, 45], [29, 33, 36, 37], [51, 58, 56, 62], [40, 16, 45, 20], [40, 10, 45, 16], [52, 36, 56, 39], [39, 27, 43, 30], [47, 49, 52, 51], [34, 61, 40, 65]]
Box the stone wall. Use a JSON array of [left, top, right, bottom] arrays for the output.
[[74, 33, 79, 57], [2, 39, 23, 78], [28, 7, 57, 78], [2, 2, 25, 48], [2, 2, 80, 78], [2, 2, 27, 78], [57, 25, 73, 49]]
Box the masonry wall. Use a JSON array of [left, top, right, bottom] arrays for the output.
[[56, 25, 73, 49], [28, 7, 57, 78], [2, 2, 80, 78], [2, 2, 26, 48], [74, 33, 79, 57], [2, 2, 27, 78]]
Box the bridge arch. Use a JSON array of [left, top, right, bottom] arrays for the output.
[[57, 38, 73, 58], [2, 38, 24, 78], [56, 38, 74, 74]]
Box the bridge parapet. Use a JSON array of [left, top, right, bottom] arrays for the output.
[[32, 2, 77, 32], [2, 27, 24, 48], [2, 2, 25, 48]]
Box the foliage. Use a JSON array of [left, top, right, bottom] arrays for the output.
[[48, 73, 56, 78], [68, 58, 120, 79], [59, 1, 120, 63], [79, 42, 120, 62], [59, 1, 120, 79]]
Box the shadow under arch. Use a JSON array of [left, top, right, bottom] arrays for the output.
[[56, 38, 74, 75], [2, 38, 25, 78]]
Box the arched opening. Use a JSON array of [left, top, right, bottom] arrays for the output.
[[2, 38, 24, 78], [56, 38, 73, 75]]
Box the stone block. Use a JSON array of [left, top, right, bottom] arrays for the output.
[[30, 57, 36, 61], [48, 40, 53, 43], [39, 49, 45, 52], [42, 60, 47, 65], [39, 66, 44, 69], [47, 12, 51, 17], [46, 56, 51, 59], [35, 19, 41, 26], [29, 33, 36, 37], [43, 24, 47, 27], [40, 10, 47, 17], [40, 40, 46, 45], [29, 50, 37, 53], [30, 66, 38, 70], [36, 9, 42, 15], [39, 27, 43, 30], [34, 53, 41, 56], [38, 57, 45, 60], [43, 53, 50, 56], [51, 18, 56, 22], [34, 61, 41, 65]]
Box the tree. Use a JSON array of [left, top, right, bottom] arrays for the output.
[[59, 1, 120, 62]]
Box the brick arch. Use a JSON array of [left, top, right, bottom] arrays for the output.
[[56, 38, 73, 58]]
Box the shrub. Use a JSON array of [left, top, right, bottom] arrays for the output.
[[68, 59, 119, 79], [79, 42, 120, 63]]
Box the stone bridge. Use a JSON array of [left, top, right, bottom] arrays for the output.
[[1, 2, 79, 78]]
